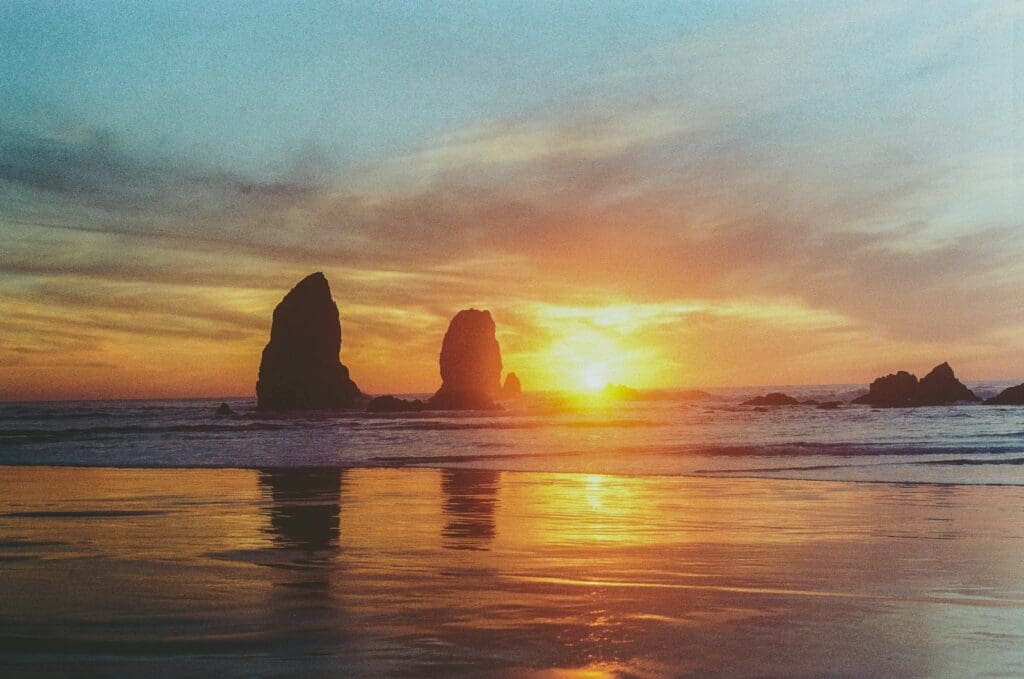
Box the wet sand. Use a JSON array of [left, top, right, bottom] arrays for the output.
[[0, 466, 1022, 677]]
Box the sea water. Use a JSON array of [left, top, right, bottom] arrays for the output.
[[1, 388, 1023, 676], [1, 385, 1022, 485]]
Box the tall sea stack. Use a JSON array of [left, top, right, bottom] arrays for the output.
[[256, 272, 363, 410], [429, 309, 502, 410]]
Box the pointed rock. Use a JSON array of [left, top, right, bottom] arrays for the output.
[[915, 362, 979, 405], [256, 272, 363, 410], [501, 372, 522, 399], [428, 309, 502, 410]]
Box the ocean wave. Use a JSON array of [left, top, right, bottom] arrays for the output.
[[0, 422, 289, 443]]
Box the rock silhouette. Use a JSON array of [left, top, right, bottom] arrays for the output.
[[501, 372, 522, 399], [985, 383, 1024, 405], [214, 402, 234, 416], [915, 362, 980, 405], [256, 272, 363, 410], [741, 392, 800, 406], [851, 371, 918, 406], [851, 363, 978, 406], [367, 395, 427, 412], [428, 309, 502, 411]]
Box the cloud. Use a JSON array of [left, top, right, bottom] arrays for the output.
[[0, 1, 1020, 396]]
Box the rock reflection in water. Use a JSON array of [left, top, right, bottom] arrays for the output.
[[258, 468, 343, 553], [440, 468, 501, 550]]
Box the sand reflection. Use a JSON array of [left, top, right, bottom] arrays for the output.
[[440, 468, 501, 550], [0, 467, 1022, 676], [258, 468, 343, 552]]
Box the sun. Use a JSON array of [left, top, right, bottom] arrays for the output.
[[581, 364, 608, 392]]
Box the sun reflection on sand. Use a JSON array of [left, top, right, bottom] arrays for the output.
[[0, 467, 1022, 675]]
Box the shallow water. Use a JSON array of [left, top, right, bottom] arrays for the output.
[[1, 466, 1022, 677]]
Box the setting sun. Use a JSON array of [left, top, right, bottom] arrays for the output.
[[506, 304, 678, 394], [581, 364, 609, 392]]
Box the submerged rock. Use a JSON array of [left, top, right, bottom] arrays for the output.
[[985, 383, 1024, 405], [851, 371, 918, 406], [741, 392, 800, 406], [366, 395, 427, 413], [256, 272, 363, 411], [428, 309, 503, 411], [501, 372, 522, 399], [851, 363, 978, 406]]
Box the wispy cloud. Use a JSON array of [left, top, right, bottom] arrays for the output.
[[1, 1, 1020, 397]]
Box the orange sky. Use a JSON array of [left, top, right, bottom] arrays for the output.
[[1, 2, 1021, 400]]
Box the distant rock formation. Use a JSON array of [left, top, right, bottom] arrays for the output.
[[256, 272, 363, 410], [851, 371, 918, 406], [501, 372, 522, 399], [851, 363, 979, 406], [428, 309, 502, 411], [915, 362, 980, 405], [741, 392, 800, 406], [985, 383, 1024, 405], [214, 402, 234, 416], [367, 395, 427, 413]]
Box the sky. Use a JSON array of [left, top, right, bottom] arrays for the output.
[[0, 1, 1021, 400]]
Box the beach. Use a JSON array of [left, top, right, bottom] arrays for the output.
[[1, 465, 1022, 677]]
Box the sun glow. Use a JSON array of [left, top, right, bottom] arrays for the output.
[[581, 364, 609, 392], [507, 304, 678, 394]]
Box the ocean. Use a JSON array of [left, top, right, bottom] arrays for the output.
[[1, 388, 1023, 676], [1, 385, 1023, 484]]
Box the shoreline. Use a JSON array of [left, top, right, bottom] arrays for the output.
[[1, 466, 1022, 676]]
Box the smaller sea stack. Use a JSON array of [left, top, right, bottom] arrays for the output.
[[501, 372, 522, 399], [428, 309, 502, 410]]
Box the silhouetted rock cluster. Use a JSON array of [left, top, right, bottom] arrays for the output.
[[985, 384, 1024, 405], [428, 309, 503, 411], [852, 362, 979, 406], [254, 276, 520, 412], [741, 392, 800, 406], [256, 272, 363, 411]]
